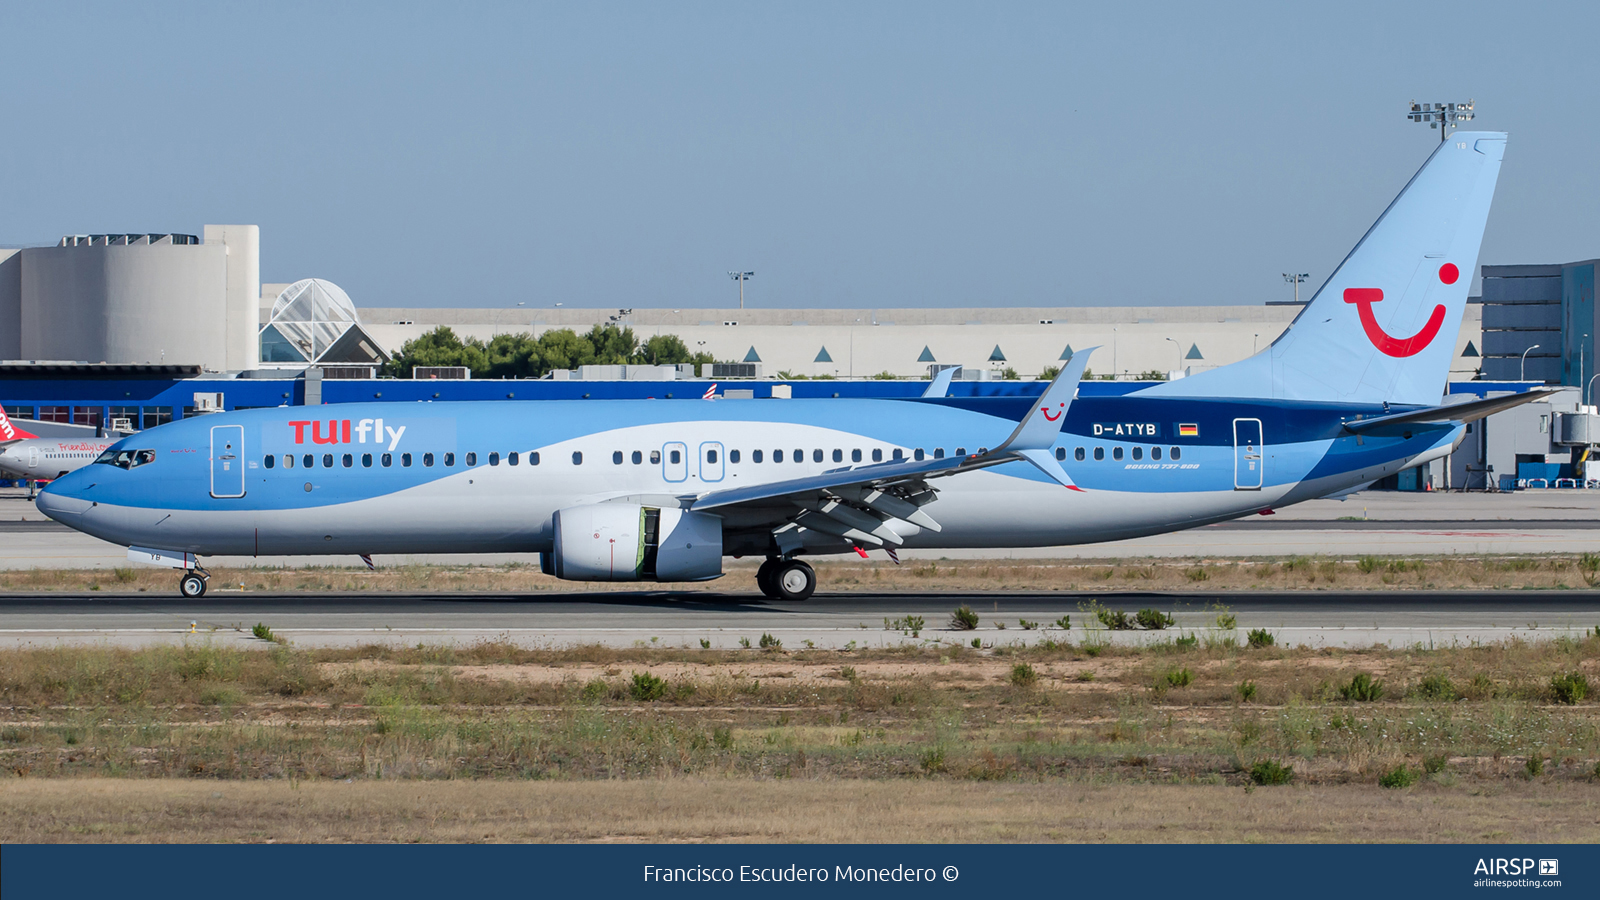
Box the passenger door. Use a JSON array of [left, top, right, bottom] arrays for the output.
[[27, 446, 38, 470], [699, 441, 725, 482], [210, 424, 246, 498], [1233, 418, 1263, 490], [662, 441, 688, 483]]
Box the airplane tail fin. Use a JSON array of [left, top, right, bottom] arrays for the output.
[[1147, 131, 1506, 406], [0, 406, 36, 441]]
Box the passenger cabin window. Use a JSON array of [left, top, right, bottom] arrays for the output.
[[572, 451, 583, 465], [934, 448, 944, 459], [707, 449, 718, 464], [423, 453, 435, 467], [892, 449, 904, 461], [401, 453, 413, 467], [613, 451, 624, 465], [774, 449, 784, 463], [955, 447, 966, 456], [284, 454, 295, 468], [730, 449, 740, 463], [632, 450, 643, 465], [872, 449, 883, 462], [323, 453, 334, 468], [1112, 447, 1123, 461], [753, 449, 764, 463], [363, 453, 373, 467], [342, 453, 353, 467], [812, 449, 823, 463], [1055, 447, 1066, 461], [1170, 446, 1181, 460], [531, 452, 540, 465], [382, 453, 393, 467], [650, 450, 661, 464], [509, 452, 519, 466], [1132, 447, 1143, 461], [466, 452, 477, 466], [264, 454, 275, 469], [914, 449, 925, 461], [1151, 447, 1162, 461], [832, 449, 843, 463], [444, 452, 455, 466], [1094, 447, 1104, 461], [669, 449, 681, 464], [793, 448, 802, 462], [1075, 447, 1086, 461], [303, 454, 314, 468], [852, 449, 862, 462]]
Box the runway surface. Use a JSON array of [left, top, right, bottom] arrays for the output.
[[2, 589, 1596, 649]]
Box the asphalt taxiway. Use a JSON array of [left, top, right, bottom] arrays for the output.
[[0, 589, 1594, 650]]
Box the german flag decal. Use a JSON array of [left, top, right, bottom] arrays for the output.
[[1177, 423, 1199, 437]]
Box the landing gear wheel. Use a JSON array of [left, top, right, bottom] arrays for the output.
[[755, 558, 781, 598], [179, 572, 208, 598], [772, 559, 816, 602]]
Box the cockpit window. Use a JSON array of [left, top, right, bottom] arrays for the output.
[[95, 449, 155, 469]]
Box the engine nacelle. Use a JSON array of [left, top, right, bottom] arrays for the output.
[[542, 503, 723, 582]]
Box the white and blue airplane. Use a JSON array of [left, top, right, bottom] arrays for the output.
[[39, 132, 1540, 600]]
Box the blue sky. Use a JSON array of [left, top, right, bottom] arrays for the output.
[[2, 2, 1596, 309]]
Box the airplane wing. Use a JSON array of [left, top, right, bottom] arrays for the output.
[[1341, 388, 1556, 435], [689, 349, 1096, 550]]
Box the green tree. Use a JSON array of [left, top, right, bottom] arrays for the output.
[[386, 323, 716, 379], [382, 326, 488, 378]]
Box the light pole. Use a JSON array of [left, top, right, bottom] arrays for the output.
[[1165, 337, 1181, 371], [1252, 333, 1259, 355], [1588, 374, 1600, 408], [1520, 344, 1541, 382], [727, 271, 754, 310], [1408, 99, 1475, 143], [1282, 273, 1309, 304]]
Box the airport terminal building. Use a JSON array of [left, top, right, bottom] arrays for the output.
[[2, 224, 1596, 491]]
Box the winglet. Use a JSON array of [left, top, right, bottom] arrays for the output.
[[922, 366, 960, 399], [1014, 447, 1084, 491], [994, 347, 1096, 453]]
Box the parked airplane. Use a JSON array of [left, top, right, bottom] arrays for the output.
[[0, 408, 116, 486], [39, 132, 1540, 600]]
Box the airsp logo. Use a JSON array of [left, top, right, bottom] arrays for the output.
[[1472, 858, 1553, 876]]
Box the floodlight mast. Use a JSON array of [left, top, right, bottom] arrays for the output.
[[728, 271, 754, 310], [1407, 99, 1475, 143], [1282, 272, 1309, 304]]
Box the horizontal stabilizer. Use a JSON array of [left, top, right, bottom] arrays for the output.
[[1342, 388, 1556, 434]]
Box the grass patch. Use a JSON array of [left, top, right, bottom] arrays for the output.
[[949, 606, 979, 631]]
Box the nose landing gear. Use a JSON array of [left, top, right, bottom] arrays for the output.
[[755, 557, 816, 602], [178, 569, 210, 598]]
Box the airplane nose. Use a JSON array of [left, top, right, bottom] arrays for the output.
[[35, 488, 92, 522]]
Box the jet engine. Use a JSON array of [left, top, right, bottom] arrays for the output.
[[541, 503, 723, 582]]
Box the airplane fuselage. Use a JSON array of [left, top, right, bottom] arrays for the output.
[[36, 395, 1459, 558]]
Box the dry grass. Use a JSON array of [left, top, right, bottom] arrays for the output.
[[0, 639, 1595, 794], [8, 553, 1600, 594], [0, 638, 1595, 842], [1, 778, 1594, 843]]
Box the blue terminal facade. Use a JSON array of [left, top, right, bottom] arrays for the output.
[[0, 372, 1540, 431]]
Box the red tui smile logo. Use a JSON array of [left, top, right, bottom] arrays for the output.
[[1040, 402, 1065, 422], [1341, 263, 1457, 358]]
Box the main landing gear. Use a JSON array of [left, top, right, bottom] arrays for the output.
[[178, 568, 210, 598], [756, 557, 816, 602]]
